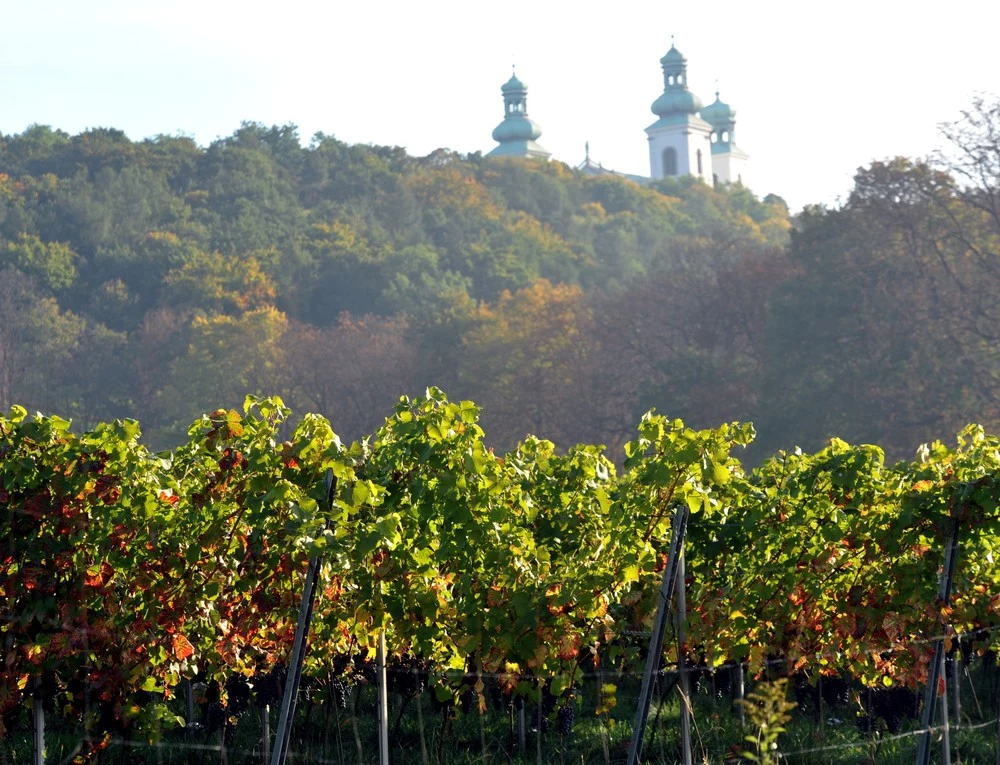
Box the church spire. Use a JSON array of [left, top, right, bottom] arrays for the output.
[[701, 87, 738, 148], [651, 41, 704, 117], [645, 39, 713, 182], [486, 71, 551, 160]]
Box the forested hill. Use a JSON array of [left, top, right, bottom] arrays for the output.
[[1, 103, 998, 461]]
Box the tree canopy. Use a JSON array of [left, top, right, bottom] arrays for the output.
[[2, 97, 999, 460]]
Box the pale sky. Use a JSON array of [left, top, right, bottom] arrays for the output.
[[1, 0, 997, 211]]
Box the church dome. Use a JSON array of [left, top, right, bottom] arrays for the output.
[[501, 74, 527, 93], [651, 88, 704, 117], [700, 94, 734, 126], [492, 115, 542, 143], [660, 45, 686, 68]]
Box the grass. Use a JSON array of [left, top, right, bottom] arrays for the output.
[[6, 661, 1000, 764]]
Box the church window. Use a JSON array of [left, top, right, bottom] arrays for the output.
[[722, 131, 729, 142], [663, 147, 678, 176], [696, 149, 703, 175]]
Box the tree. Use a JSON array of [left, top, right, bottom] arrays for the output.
[[0, 232, 78, 291], [757, 157, 999, 459], [161, 307, 290, 435], [0, 268, 83, 413], [162, 250, 276, 315], [284, 313, 417, 440], [457, 279, 600, 449]]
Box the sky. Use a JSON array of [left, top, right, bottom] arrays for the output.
[[1, 0, 998, 212]]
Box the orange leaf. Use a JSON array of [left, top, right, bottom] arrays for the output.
[[172, 633, 195, 660]]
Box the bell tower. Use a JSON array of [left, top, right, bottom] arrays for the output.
[[486, 70, 551, 160], [700, 89, 750, 187], [645, 41, 713, 183]]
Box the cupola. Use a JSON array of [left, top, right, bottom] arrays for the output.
[[700, 90, 739, 151], [650, 44, 704, 118], [487, 70, 551, 160]]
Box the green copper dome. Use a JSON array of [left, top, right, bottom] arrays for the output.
[[492, 115, 542, 143], [660, 45, 686, 69], [501, 74, 527, 93], [488, 69, 550, 160], [651, 88, 704, 117], [651, 42, 703, 117], [700, 94, 735, 127]]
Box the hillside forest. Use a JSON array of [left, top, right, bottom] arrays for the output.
[[1, 95, 998, 461]]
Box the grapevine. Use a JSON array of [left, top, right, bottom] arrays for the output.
[[1, 393, 999, 752]]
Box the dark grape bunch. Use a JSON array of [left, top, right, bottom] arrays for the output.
[[460, 687, 478, 715], [251, 666, 284, 708], [557, 704, 575, 736], [225, 675, 252, 717], [386, 656, 428, 697]]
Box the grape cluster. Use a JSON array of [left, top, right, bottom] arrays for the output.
[[557, 704, 575, 737], [225, 675, 251, 717], [387, 656, 427, 697], [252, 670, 281, 708], [460, 688, 478, 715]]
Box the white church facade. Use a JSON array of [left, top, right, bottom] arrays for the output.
[[487, 42, 749, 189]]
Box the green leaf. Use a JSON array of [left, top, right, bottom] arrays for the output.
[[352, 481, 371, 507], [412, 548, 434, 567], [712, 461, 731, 485]]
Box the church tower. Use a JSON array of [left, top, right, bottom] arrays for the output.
[[701, 90, 750, 186], [645, 43, 713, 183], [487, 71, 551, 160]]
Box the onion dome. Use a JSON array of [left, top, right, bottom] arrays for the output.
[[700, 92, 735, 128], [660, 45, 687, 71], [487, 69, 550, 160], [492, 115, 542, 143], [651, 88, 704, 118], [650, 42, 704, 118], [501, 73, 527, 93]]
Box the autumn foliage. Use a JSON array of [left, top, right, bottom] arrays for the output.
[[2, 394, 1000, 748]]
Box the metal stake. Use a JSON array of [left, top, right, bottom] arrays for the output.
[[676, 552, 693, 765], [376, 631, 389, 765], [916, 514, 962, 765], [270, 469, 336, 765], [33, 677, 44, 765], [626, 503, 689, 765], [736, 663, 745, 728], [261, 704, 270, 765], [940, 651, 952, 765]]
